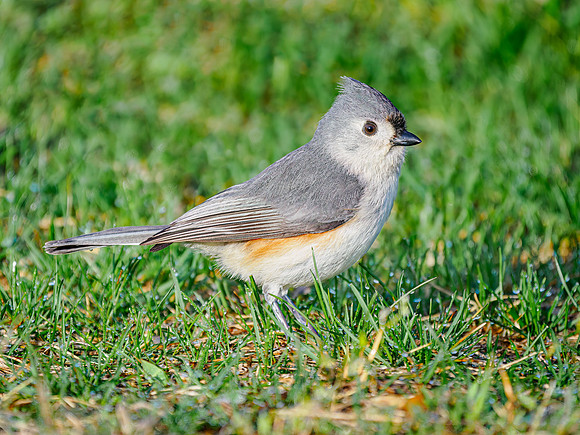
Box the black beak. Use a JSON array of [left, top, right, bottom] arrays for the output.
[[392, 130, 421, 147]]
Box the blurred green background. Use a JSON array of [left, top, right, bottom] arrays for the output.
[[2, 0, 578, 285], [1, 0, 579, 432], [2, 2, 579, 248]]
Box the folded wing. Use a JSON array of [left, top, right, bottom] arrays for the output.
[[142, 143, 364, 249]]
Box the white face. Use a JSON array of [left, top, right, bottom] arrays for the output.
[[330, 115, 406, 185]]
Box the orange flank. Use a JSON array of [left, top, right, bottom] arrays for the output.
[[242, 230, 339, 265]]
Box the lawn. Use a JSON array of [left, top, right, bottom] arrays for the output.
[[1, 0, 579, 433]]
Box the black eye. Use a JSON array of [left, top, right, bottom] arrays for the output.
[[363, 121, 377, 136]]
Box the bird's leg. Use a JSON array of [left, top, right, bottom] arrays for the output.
[[282, 295, 320, 338], [263, 285, 320, 338], [263, 284, 292, 336], [270, 299, 291, 333]]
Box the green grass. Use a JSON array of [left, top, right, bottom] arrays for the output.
[[1, 0, 579, 433]]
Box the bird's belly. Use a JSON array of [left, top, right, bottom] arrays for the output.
[[194, 213, 386, 288]]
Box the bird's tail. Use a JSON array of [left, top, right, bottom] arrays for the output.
[[44, 225, 169, 255]]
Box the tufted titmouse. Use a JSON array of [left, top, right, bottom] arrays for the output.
[[44, 77, 421, 336]]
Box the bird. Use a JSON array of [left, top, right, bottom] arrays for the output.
[[44, 77, 421, 336]]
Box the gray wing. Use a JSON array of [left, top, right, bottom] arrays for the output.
[[142, 143, 364, 247]]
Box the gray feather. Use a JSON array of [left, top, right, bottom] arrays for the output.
[[142, 144, 364, 246], [44, 226, 168, 255]]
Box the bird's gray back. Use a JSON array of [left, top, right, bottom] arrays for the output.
[[237, 142, 364, 232], [142, 141, 365, 246]]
